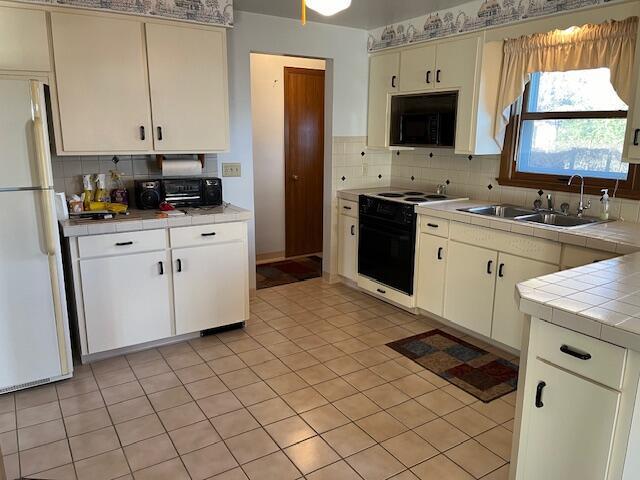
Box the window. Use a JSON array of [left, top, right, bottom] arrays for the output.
[[499, 68, 640, 199]]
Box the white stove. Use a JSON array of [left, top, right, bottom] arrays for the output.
[[365, 190, 463, 205]]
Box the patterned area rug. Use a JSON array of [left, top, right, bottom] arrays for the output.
[[387, 329, 518, 403], [256, 256, 323, 290]]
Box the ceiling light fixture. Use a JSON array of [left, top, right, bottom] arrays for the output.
[[303, 0, 352, 19]]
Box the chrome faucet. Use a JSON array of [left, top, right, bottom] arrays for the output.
[[546, 193, 554, 211], [568, 174, 591, 217]]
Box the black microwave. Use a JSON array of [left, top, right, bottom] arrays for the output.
[[390, 92, 457, 147]]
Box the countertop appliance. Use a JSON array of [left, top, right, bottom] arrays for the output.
[[366, 190, 462, 206], [135, 177, 222, 209], [390, 92, 457, 147], [0, 79, 73, 393]]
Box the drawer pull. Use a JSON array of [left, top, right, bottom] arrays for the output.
[[343, 206, 352, 210], [426, 70, 431, 84], [115, 241, 134, 247], [634, 128, 640, 146], [427, 223, 439, 228], [377, 288, 386, 294], [498, 263, 505, 278], [437, 247, 443, 260], [201, 232, 217, 237], [487, 260, 493, 275], [350, 225, 355, 236], [560, 344, 592, 361], [535, 381, 546, 408], [176, 258, 182, 272], [158, 261, 164, 275], [140, 125, 146, 141]]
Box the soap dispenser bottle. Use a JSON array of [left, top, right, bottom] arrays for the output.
[[600, 189, 610, 220]]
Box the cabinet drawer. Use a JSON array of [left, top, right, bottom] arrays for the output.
[[339, 199, 358, 218], [78, 230, 166, 258], [533, 319, 626, 390], [420, 215, 449, 237], [357, 275, 415, 309], [171, 222, 246, 248]]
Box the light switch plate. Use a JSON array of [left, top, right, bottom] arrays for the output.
[[222, 163, 241, 177]]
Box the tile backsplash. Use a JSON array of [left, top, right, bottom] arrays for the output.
[[390, 149, 640, 224], [333, 137, 393, 190], [52, 154, 218, 197]]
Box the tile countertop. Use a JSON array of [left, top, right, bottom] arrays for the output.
[[59, 203, 252, 237]]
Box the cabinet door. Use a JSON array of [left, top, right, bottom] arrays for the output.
[[146, 23, 229, 152], [0, 7, 50, 71], [519, 359, 619, 480], [338, 214, 358, 281], [443, 241, 497, 337], [367, 52, 399, 148], [400, 44, 436, 93], [80, 251, 171, 354], [173, 242, 248, 335], [417, 233, 447, 316], [492, 253, 557, 350], [624, 32, 640, 162], [50, 12, 153, 153]]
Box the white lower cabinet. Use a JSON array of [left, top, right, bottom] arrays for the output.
[[173, 241, 248, 335], [338, 213, 358, 281], [80, 250, 172, 354], [444, 241, 497, 337], [492, 253, 557, 350], [416, 233, 447, 316]]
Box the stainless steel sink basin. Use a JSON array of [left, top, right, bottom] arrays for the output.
[[458, 205, 537, 218], [516, 213, 606, 228]]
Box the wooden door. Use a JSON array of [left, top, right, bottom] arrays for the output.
[[50, 12, 153, 153], [284, 67, 325, 257], [146, 23, 229, 152], [443, 241, 497, 337], [367, 52, 399, 148], [492, 253, 557, 350], [399, 43, 436, 93], [80, 251, 172, 353], [338, 213, 358, 281], [416, 233, 448, 317]]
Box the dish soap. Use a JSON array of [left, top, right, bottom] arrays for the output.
[[600, 189, 610, 220]]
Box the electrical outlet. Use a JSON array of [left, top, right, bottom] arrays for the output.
[[222, 163, 241, 177]]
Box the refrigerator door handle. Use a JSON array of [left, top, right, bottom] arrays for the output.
[[30, 81, 53, 190]]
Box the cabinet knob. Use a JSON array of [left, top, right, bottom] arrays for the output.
[[292, 175, 299, 181]]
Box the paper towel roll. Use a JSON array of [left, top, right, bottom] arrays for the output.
[[162, 159, 202, 177]]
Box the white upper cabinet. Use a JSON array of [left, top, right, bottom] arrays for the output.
[[146, 23, 229, 153], [51, 12, 153, 153], [399, 44, 436, 93], [0, 7, 50, 72], [367, 52, 399, 148]]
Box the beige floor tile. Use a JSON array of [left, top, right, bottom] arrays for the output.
[[381, 431, 439, 468], [247, 397, 295, 425], [139, 372, 182, 395], [157, 401, 206, 431], [416, 390, 465, 417], [130, 359, 171, 380], [108, 396, 153, 424], [301, 404, 349, 434], [284, 436, 339, 475], [232, 382, 277, 407], [389, 470, 420, 479], [64, 407, 112, 438], [90, 356, 129, 375], [94, 367, 136, 389], [19, 439, 72, 477], [124, 433, 177, 471], [219, 368, 261, 390], [306, 460, 361, 480], [387, 400, 437, 429], [415, 369, 449, 388], [411, 454, 473, 480], [324, 356, 363, 376], [225, 427, 278, 464], [333, 393, 381, 421], [414, 418, 469, 452], [69, 426, 120, 461], [481, 464, 510, 480], [210, 409, 259, 439], [74, 448, 130, 480], [174, 363, 214, 384], [100, 381, 145, 406], [445, 439, 506, 478], [353, 349, 391, 368], [17, 401, 61, 428], [132, 458, 190, 480], [502, 419, 514, 432], [17, 418, 66, 451], [249, 359, 290, 379], [209, 467, 249, 480], [237, 348, 277, 368], [475, 426, 513, 461], [0, 412, 15, 434], [343, 369, 386, 391], [265, 373, 309, 396], [3, 452, 19, 480], [313, 378, 358, 402], [198, 391, 243, 418], [158, 342, 195, 358], [282, 387, 328, 413], [115, 414, 165, 446], [198, 344, 234, 361], [185, 376, 228, 400], [34, 463, 77, 479], [168, 420, 221, 455], [56, 377, 99, 401], [321, 423, 375, 457], [356, 411, 407, 443], [307, 345, 345, 363], [182, 442, 238, 480], [346, 445, 405, 480], [165, 351, 204, 370], [264, 415, 316, 448], [266, 341, 303, 357], [444, 406, 497, 437], [126, 348, 162, 367], [15, 386, 58, 411], [280, 352, 320, 371], [0, 395, 14, 415], [208, 355, 248, 375], [296, 364, 338, 385], [242, 450, 301, 480], [147, 386, 192, 411], [364, 383, 410, 409], [391, 375, 437, 398], [0, 430, 18, 456], [470, 399, 515, 424], [441, 384, 479, 406]]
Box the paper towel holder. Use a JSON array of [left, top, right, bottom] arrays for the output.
[[156, 154, 206, 171]]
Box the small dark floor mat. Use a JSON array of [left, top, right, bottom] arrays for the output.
[[256, 256, 322, 290]]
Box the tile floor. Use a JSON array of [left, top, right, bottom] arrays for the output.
[[1, 278, 517, 480]]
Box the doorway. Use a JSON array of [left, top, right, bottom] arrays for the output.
[[250, 54, 326, 289]]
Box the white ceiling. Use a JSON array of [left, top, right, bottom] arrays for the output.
[[233, 0, 471, 30]]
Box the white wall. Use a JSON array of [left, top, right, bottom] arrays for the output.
[[219, 11, 369, 287], [250, 53, 326, 258]]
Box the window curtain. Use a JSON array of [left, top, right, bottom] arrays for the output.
[[494, 16, 639, 146]]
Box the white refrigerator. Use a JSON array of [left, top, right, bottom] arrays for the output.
[[0, 78, 73, 393]]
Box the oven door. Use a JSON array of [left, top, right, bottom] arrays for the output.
[[358, 215, 416, 295]]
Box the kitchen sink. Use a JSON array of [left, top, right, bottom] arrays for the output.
[[516, 213, 606, 228], [458, 205, 537, 218]]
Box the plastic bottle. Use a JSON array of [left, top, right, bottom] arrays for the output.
[[600, 189, 610, 220]]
